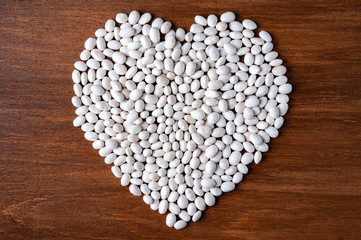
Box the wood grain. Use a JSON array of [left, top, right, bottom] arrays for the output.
[[1, 0, 361, 239]]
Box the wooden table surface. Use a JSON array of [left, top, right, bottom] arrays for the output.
[[1, 0, 361, 239]]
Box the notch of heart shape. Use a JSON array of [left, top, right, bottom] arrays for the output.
[[72, 10, 292, 229]]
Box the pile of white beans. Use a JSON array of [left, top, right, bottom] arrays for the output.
[[72, 10, 291, 229]]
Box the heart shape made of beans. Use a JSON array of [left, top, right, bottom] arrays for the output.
[[72, 10, 292, 229]]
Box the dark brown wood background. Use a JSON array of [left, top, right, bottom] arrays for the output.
[[1, 0, 361, 239]]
